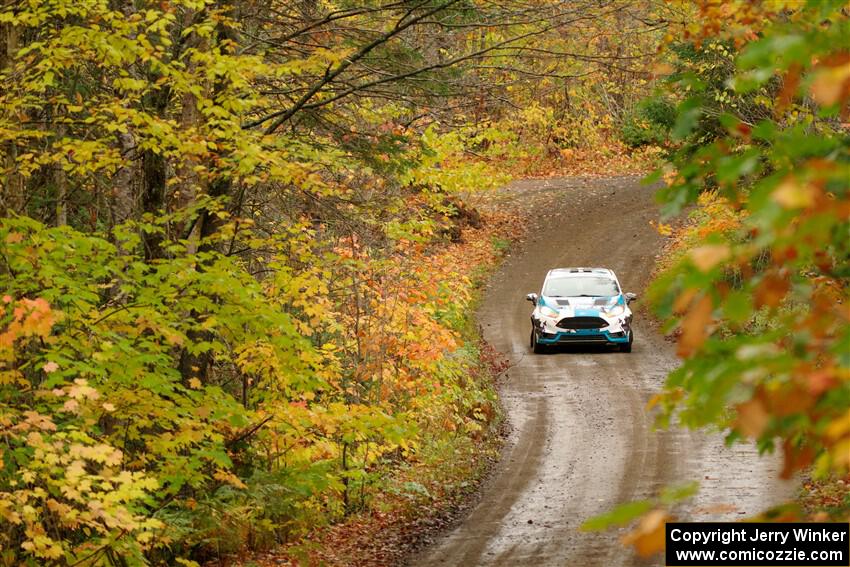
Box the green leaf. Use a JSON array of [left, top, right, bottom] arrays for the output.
[[671, 98, 702, 141], [581, 500, 654, 531], [660, 481, 699, 506]]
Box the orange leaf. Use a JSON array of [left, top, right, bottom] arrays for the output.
[[735, 398, 769, 438], [810, 63, 850, 107], [622, 509, 669, 557], [765, 385, 814, 417], [754, 272, 789, 308], [651, 62, 674, 77], [806, 369, 836, 395], [776, 64, 801, 112], [780, 439, 814, 479], [677, 295, 713, 357], [672, 288, 698, 315]]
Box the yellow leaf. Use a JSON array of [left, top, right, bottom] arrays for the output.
[[213, 469, 247, 489], [825, 410, 850, 440], [831, 439, 850, 468], [188, 377, 202, 389], [655, 222, 673, 236], [771, 177, 816, 209]]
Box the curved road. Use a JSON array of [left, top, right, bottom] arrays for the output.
[[413, 176, 792, 567]]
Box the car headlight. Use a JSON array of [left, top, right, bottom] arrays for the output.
[[538, 305, 560, 318], [605, 303, 625, 316]]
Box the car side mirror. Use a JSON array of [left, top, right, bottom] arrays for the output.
[[526, 293, 538, 305], [625, 292, 637, 303]]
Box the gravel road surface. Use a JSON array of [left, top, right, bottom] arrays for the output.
[[412, 176, 793, 567]]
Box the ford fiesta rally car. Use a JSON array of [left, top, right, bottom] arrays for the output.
[[526, 268, 636, 353]]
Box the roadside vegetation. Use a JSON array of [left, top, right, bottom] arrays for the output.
[[586, 0, 850, 556], [0, 1, 670, 564], [4, 0, 846, 564]]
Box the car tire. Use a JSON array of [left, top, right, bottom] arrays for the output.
[[619, 331, 633, 353], [531, 328, 546, 354]]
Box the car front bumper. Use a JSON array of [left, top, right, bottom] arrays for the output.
[[532, 311, 631, 345], [536, 329, 630, 345]]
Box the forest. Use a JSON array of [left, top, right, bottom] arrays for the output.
[[0, 0, 848, 565]]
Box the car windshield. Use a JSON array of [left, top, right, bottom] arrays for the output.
[[543, 276, 619, 297]]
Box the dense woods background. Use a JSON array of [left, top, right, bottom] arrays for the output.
[[0, 1, 669, 563], [1, 0, 848, 564]]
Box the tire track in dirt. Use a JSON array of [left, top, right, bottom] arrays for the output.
[[411, 176, 793, 567]]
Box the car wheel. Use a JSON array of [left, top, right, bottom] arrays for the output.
[[619, 330, 633, 353], [531, 328, 546, 354]]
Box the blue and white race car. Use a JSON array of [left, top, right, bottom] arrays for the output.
[[526, 268, 636, 353]]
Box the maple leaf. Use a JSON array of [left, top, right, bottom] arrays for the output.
[[690, 244, 730, 272], [735, 398, 769, 438], [677, 295, 713, 358], [622, 509, 669, 557], [771, 177, 817, 209], [754, 272, 790, 309]]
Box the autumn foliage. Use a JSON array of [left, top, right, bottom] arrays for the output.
[[622, 0, 850, 553], [0, 0, 743, 563]]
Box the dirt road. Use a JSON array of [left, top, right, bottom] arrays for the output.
[[412, 176, 793, 566]]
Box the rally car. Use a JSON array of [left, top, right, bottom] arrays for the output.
[[526, 268, 636, 353]]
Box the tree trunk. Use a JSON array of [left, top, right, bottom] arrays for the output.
[[141, 148, 167, 259], [112, 131, 137, 227], [140, 85, 170, 259], [54, 162, 67, 225], [54, 124, 67, 226], [1, 22, 24, 216]]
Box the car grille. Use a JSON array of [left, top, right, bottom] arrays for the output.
[[556, 335, 609, 343], [556, 316, 608, 329]]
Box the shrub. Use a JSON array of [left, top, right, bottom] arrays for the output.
[[620, 99, 676, 148]]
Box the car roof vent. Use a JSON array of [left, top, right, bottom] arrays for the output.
[[551, 267, 614, 275]]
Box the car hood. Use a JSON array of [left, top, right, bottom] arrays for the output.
[[538, 294, 625, 317]]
